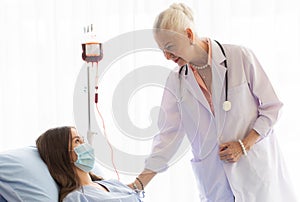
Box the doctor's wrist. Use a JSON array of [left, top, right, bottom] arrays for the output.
[[243, 130, 260, 151]]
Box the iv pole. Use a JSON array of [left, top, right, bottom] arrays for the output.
[[87, 63, 94, 144], [82, 24, 103, 145]]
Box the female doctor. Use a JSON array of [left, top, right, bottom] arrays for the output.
[[129, 3, 297, 202]]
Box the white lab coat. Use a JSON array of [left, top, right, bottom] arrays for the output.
[[145, 40, 297, 201]]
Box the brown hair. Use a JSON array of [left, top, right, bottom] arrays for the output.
[[36, 126, 102, 201]]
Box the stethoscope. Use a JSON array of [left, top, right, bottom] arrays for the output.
[[178, 40, 231, 112]]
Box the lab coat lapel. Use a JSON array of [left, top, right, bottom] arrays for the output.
[[212, 62, 226, 108], [211, 40, 227, 134], [182, 67, 212, 114], [180, 40, 227, 117]]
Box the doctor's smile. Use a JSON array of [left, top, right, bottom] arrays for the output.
[[163, 51, 182, 64], [173, 57, 180, 63]]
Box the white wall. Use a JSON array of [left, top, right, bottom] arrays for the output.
[[0, 0, 299, 201]]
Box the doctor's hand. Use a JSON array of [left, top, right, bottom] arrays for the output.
[[219, 141, 244, 163]]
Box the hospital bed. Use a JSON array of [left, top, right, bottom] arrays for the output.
[[0, 146, 104, 201]]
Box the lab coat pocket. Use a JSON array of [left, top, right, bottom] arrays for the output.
[[228, 81, 248, 92], [249, 136, 275, 182], [190, 157, 234, 201], [227, 82, 256, 113], [190, 159, 207, 199], [224, 82, 257, 136]]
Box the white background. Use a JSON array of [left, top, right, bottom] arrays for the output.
[[0, 0, 299, 201]]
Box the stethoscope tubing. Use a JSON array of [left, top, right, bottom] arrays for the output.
[[179, 40, 228, 102]]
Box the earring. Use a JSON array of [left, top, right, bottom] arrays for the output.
[[190, 40, 195, 45]]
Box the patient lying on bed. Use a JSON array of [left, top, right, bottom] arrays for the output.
[[36, 126, 141, 202]]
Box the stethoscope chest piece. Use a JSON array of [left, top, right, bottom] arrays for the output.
[[223, 101, 231, 111]]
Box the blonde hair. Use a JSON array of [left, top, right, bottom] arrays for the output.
[[153, 3, 195, 34]]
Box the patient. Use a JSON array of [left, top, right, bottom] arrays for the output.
[[36, 126, 141, 202]]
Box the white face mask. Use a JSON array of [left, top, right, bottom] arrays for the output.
[[73, 143, 95, 172]]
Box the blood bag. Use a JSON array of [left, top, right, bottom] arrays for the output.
[[82, 24, 103, 63]]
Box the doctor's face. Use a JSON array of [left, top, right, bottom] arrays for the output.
[[154, 30, 191, 66]]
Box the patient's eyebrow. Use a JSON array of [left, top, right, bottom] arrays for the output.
[[72, 135, 81, 140]]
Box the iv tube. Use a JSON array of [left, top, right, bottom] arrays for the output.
[[82, 25, 119, 180], [94, 63, 120, 181]]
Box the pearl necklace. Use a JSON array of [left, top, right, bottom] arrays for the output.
[[189, 63, 209, 70]]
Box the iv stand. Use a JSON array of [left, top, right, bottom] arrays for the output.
[[82, 24, 102, 145], [87, 63, 96, 145]]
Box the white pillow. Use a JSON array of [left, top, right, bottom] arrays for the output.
[[0, 146, 105, 202], [0, 146, 59, 201]]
